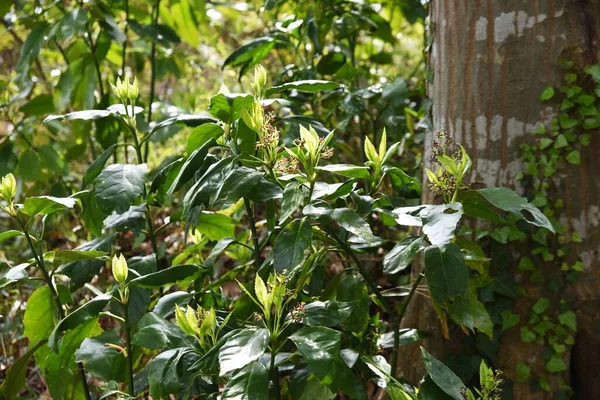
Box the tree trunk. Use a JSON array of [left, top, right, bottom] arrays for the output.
[[398, 1, 600, 399]]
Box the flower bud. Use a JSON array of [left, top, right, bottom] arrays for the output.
[[112, 254, 128, 286], [175, 305, 199, 337], [0, 173, 17, 202], [129, 77, 139, 101], [252, 65, 268, 97]]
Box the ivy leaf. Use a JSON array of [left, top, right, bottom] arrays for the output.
[[420, 347, 465, 400], [221, 361, 269, 400], [383, 236, 423, 274], [546, 354, 567, 373], [219, 328, 270, 376], [540, 86, 555, 101], [424, 244, 469, 303], [501, 310, 520, 330], [566, 150, 580, 165], [290, 327, 341, 385], [21, 196, 76, 216], [266, 80, 341, 95], [95, 164, 147, 214]]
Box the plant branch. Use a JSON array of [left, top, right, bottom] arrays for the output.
[[122, 302, 135, 397], [144, 0, 161, 162], [17, 219, 93, 400], [244, 197, 261, 268]]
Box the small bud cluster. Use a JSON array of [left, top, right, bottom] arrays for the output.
[[256, 112, 280, 151], [274, 157, 298, 174], [290, 302, 306, 323], [427, 131, 470, 202], [111, 76, 139, 104]]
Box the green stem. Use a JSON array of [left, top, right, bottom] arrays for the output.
[[122, 301, 135, 397], [329, 230, 401, 379], [127, 122, 160, 260], [392, 270, 425, 376], [244, 197, 261, 268], [17, 220, 93, 400], [121, 0, 129, 77], [269, 345, 281, 400], [144, 0, 161, 162]]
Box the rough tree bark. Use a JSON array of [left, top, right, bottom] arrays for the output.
[[397, 1, 600, 399]]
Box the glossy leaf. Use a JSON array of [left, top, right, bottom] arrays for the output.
[[273, 219, 313, 272], [280, 182, 308, 222], [75, 330, 126, 381], [129, 264, 206, 288], [82, 144, 116, 188], [21, 196, 76, 216], [317, 164, 371, 180], [221, 361, 269, 400], [95, 164, 147, 214], [59, 234, 114, 290], [447, 292, 493, 337], [267, 80, 341, 95], [420, 347, 465, 400], [383, 236, 423, 274], [219, 328, 270, 376], [132, 312, 193, 349], [0, 230, 23, 244], [290, 327, 341, 385], [196, 211, 237, 241], [330, 208, 378, 244], [424, 244, 468, 303]]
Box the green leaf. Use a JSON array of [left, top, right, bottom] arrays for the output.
[[103, 205, 146, 234], [132, 312, 193, 350], [129, 264, 206, 288], [82, 144, 116, 188], [362, 355, 392, 388], [501, 310, 520, 330], [418, 374, 454, 400], [317, 164, 371, 180], [0, 339, 47, 400], [95, 164, 147, 214], [48, 292, 112, 352], [273, 219, 313, 272], [0, 230, 23, 244], [196, 211, 237, 241], [330, 207, 378, 244], [447, 292, 493, 337], [383, 166, 422, 198], [208, 93, 254, 123], [540, 86, 555, 101], [167, 140, 214, 195], [58, 235, 115, 290], [20, 93, 55, 117], [558, 311, 577, 331], [566, 150, 581, 165], [0, 263, 29, 288], [75, 330, 126, 381], [383, 236, 423, 274], [187, 123, 224, 154], [301, 301, 353, 327], [21, 196, 76, 216], [49, 249, 106, 267], [148, 348, 193, 398], [221, 361, 269, 400], [219, 328, 270, 375], [420, 347, 465, 400], [377, 329, 427, 348], [532, 297, 550, 314], [515, 362, 531, 383], [474, 188, 554, 232], [424, 244, 469, 303], [290, 327, 341, 385], [420, 203, 463, 247], [15, 23, 48, 84], [214, 167, 263, 208], [280, 182, 308, 223], [266, 80, 341, 95], [337, 274, 369, 335], [24, 286, 55, 347], [546, 354, 567, 373], [223, 37, 276, 77]]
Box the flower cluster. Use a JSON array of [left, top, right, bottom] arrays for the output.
[[274, 157, 298, 174], [290, 302, 306, 323], [426, 131, 471, 203]]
